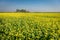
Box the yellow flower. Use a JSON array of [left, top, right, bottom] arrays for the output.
[[50, 38, 54, 40], [58, 30, 60, 34], [16, 33, 19, 36]]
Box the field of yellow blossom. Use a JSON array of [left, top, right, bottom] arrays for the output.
[[0, 12, 60, 40]]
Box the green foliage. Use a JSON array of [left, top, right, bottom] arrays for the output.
[[0, 16, 60, 40]]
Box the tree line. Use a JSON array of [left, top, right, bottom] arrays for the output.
[[16, 9, 29, 12]]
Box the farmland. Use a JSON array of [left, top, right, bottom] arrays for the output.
[[0, 12, 60, 40]]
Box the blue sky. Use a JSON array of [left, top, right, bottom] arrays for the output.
[[0, 0, 60, 12]]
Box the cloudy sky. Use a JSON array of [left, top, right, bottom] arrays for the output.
[[0, 0, 60, 12]]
